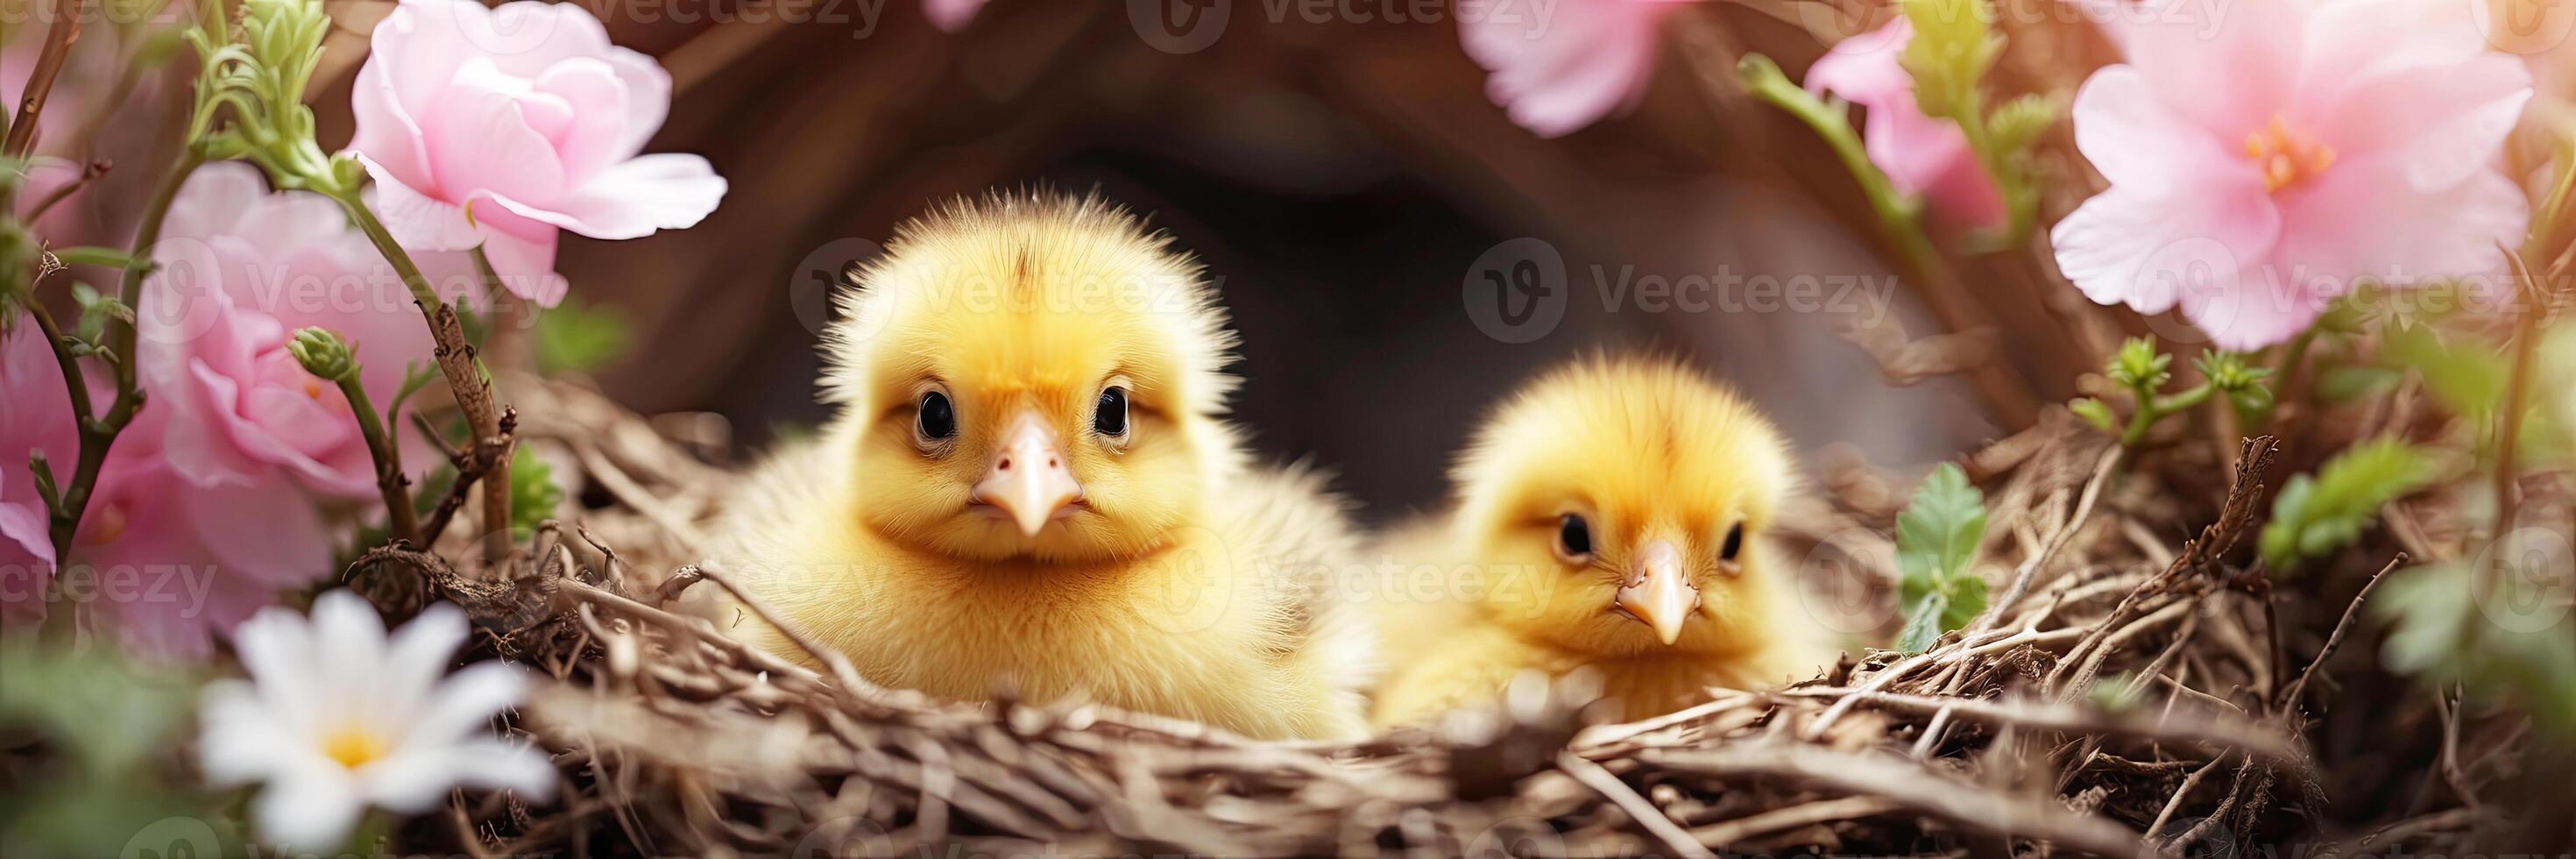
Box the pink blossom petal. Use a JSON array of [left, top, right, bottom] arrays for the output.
[[2272, 155, 2530, 289], [924, 0, 986, 32], [2068, 65, 2240, 188], [2307, 53, 2530, 191], [601, 49, 672, 162], [472, 218, 570, 307], [348, 61, 438, 191], [532, 59, 633, 183], [180, 472, 333, 584], [2050, 177, 2282, 316], [1461, 0, 1678, 138], [357, 156, 485, 252], [503, 153, 726, 240], [2105, 0, 2308, 137], [422, 58, 570, 207], [2179, 265, 2332, 351]]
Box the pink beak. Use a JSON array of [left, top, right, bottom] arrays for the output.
[[971, 414, 1083, 537], [1616, 540, 1699, 645]]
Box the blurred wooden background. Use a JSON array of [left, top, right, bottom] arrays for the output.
[[292, 0, 2027, 521]]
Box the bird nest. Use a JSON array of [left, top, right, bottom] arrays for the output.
[[340, 376, 2495, 858]]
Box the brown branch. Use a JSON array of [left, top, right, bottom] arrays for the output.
[[2492, 241, 2545, 536], [1641, 742, 2154, 857], [3, 0, 81, 163]]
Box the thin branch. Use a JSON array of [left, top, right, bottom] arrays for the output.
[[2277, 554, 2404, 712], [3, 0, 83, 164]]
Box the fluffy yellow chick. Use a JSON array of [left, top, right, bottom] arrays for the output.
[[1369, 357, 1834, 728], [701, 193, 1373, 740]]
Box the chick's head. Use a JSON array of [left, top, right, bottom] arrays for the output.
[[1450, 356, 1799, 659], [821, 193, 1241, 562]]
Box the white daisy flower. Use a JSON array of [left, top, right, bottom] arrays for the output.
[[198, 590, 555, 852]]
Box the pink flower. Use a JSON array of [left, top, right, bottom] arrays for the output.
[[1461, 0, 1690, 138], [1, 320, 333, 660], [924, 0, 985, 32], [137, 162, 449, 500], [1804, 18, 2006, 229], [2051, 0, 2532, 349], [348, 0, 725, 308]]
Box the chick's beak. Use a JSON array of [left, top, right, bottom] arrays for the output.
[[1616, 540, 1700, 645], [972, 415, 1082, 537]]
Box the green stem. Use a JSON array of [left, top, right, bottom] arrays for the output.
[[2120, 382, 2212, 449], [325, 187, 512, 557], [45, 147, 204, 566], [331, 373, 421, 545], [1737, 53, 2040, 428], [2254, 326, 2320, 431]]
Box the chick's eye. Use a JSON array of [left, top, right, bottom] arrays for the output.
[[1719, 522, 1744, 564], [916, 391, 956, 440], [1556, 514, 1593, 559], [1094, 387, 1129, 437]]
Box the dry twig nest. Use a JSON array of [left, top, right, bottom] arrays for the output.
[[348, 378, 2448, 858]]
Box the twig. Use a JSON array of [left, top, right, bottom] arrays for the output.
[[1642, 742, 2155, 857], [21, 159, 107, 223], [2276, 554, 2403, 712], [2144, 752, 2231, 840], [1978, 444, 2120, 634], [331, 188, 513, 558], [683, 563, 881, 699], [333, 368, 421, 545], [1689, 795, 1896, 847], [39, 147, 204, 571], [1558, 753, 1716, 859], [2, 0, 82, 166], [421, 408, 517, 543], [2492, 241, 2546, 537]]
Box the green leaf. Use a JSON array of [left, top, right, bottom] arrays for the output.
[[2107, 337, 2173, 391], [0, 641, 196, 781], [2315, 366, 2401, 402], [1985, 92, 2062, 156], [1898, 464, 1986, 583], [2068, 397, 2115, 431], [1894, 463, 1989, 651], [1897, 0, 1999, 122], [533, 298, 633, 376], [509, 453, 563, 538], [2380, 323, 2506, 424], [2258, 439, 2441, 571], [2375, 562, 2576, 737], [1895, 591, 1950, 653], [386, 360, 438, 429]]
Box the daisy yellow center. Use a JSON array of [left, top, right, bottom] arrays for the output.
[[2244, 115, 2335, 193], [320, 724, 390, 770]]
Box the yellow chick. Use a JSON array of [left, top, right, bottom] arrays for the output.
[[702, 193, 1374, 740], [1369, 356, 1834, 728]]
